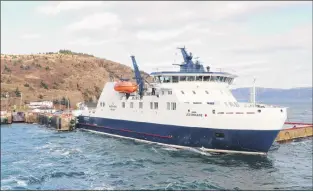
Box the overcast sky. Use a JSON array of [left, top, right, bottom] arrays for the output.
[[1, 1, 312, 88]]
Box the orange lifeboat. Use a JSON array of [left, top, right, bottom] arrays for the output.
[[114, 81, 138, 93]]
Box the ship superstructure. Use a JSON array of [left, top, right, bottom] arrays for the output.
[[77, 47, 287, 155]]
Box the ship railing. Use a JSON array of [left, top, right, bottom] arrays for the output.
[[239, 102, 281, 108]]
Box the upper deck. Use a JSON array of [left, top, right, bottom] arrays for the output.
[[149, 47, 237, 85]]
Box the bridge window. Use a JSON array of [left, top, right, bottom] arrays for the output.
[[154, 102, 158, 109], [130, 102, 134, 108], [196, 76, 203, 81], [203, 76, 210, 81], [186, 76, 195, 81], [163, 76, 171, 83], [172, 76, 179, 83], [222, 77, 227, 82], [168, 90, 172, 95], [103, 102, 105, 107], [167, 102, 170, 110], [139, 102, 143, 109], [159, 76, 164, 83], [153, 77, 160, 83], [122, 102, 125, 108], [228, 102, 234, 107], [211, 76, 217, 82], [180, 76, 186, 81], [150, 102, 153, 109]]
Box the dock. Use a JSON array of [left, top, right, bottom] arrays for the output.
[[276, 122, 313, 143]]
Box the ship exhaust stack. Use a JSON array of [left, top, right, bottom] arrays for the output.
[[130, 55, 144, 98]]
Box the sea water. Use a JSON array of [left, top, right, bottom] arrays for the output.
[[1, 100, 312, 190]]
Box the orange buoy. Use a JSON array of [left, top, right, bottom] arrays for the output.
[[114, 81, 138, 93]]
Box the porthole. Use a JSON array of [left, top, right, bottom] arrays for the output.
[[215, 132, 224, 138]]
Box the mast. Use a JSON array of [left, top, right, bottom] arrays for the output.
[[250, 77, 256, 107], [177, 47, 205, 72], [130, 55, 144, 98]]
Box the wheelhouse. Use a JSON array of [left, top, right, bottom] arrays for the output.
[[151, 72, 237, 85]]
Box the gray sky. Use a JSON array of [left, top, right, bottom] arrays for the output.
[[1, 1, 312, 88]]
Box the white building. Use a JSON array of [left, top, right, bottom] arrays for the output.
[[28, 101, 53, 109]]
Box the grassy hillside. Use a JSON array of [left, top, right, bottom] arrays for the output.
[[0, 50, 150, 110]]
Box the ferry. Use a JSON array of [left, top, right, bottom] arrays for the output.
[[76, 47, 287, 155]]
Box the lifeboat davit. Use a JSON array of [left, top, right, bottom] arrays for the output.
[[114, 81, 138, 93]]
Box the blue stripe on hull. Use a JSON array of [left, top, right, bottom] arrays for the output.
[[76, 116, 280, 153]]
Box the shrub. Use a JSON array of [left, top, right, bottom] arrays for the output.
[[40, 81, 48, 89], [15, 87, 21, 97], [4, 65, 11, 72]]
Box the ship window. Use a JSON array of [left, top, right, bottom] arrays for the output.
[[150, 102, 153, 109], [139, 102, 143, 109], [223, 77, 227, 82], [224, 102, 228, 107], [167, 102, 170, 110], [203, 76, 210, 81], [154, 102, 158, 110], [192, 91, 196, 94], [168, 90, 172, 95], [193, 102, 202, 104], [196, 76, 203, 81], [130, 102, 133, 108], [207, 102, 215, 105], [205, 91, 209, 94], [172, 76, 179, 83], [186, 76, 195, 81], [163, 76, 171, 83], [216, 76, 221, 82], [180, 76, 186, 81], [181, 91, 184, 94], [171, 102, 176, 110], [162, 91, 164, 95], [228, 102, 234, 107], [100, 102, 102, 107], [211, 76, 217, 82], [103, 102, 105, 107], [122, 102, 125, 108]]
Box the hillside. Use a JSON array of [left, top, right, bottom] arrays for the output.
[[0, 51, 150, 110], [231, 87, 313, 102]]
